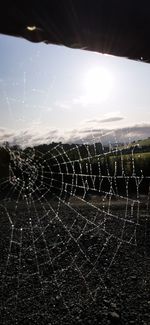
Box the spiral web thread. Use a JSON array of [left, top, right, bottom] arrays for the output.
[[0, 133, 149, 324]]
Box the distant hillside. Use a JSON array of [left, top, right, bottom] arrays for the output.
[[116, 137, 150, 154], [137, 137, 150, 147]]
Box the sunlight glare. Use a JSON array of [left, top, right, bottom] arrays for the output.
[[84, 67, 114, 103]]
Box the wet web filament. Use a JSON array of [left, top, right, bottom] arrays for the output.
[[0, 138, 150, 323]]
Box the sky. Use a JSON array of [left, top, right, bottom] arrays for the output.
[[0, 34, 150, 147]]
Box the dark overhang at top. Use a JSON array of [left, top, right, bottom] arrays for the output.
[[1, 0, 150, 63]]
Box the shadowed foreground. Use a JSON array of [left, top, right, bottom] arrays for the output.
[[0, 200, 149, 325]]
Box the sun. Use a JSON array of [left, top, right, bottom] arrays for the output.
[[84, 66, 113, 103]]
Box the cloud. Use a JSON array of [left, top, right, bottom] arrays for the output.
[[65, 123, 150, 145], [0, 128, 6, 133], [104, 110, 121, 117], [0, 127, 62, 148], [86, 116, 125, 124], [54, 96, 90, 110], [0, 123, 150, 148], [54, 101, 71, 110], [99, 116, 124, 123], [0, 127, 15, 140]]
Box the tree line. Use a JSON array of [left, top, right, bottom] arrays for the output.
[[0, 140, 149, 199]]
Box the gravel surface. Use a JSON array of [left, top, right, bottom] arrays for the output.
[[0, 201, 150, 325]]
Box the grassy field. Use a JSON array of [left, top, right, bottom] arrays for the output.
[[108, 151, 150, 175]]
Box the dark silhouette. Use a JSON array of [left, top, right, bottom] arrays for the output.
[[0, 1, 150, 62]]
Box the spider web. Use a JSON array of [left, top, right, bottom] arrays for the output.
[[0, 136, 150, 324], [0, 38, 150, 324]]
